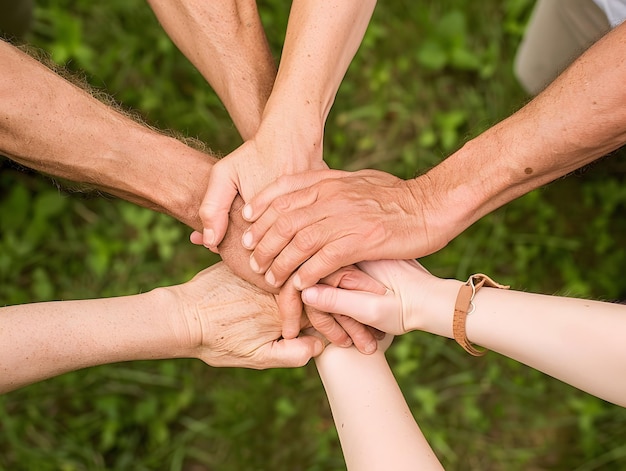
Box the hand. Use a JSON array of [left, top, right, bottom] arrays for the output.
[[191, 116, 327, 251], [198, 196, 380, 355], [241, 169, 443, 290], [168, 262, 325, 369], [271, 265, 385, 355], [301, 259, 461, 336], [311, 264, 387, 353]]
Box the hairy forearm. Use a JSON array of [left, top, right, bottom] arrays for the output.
[[0, 40, 277, 291], [315, 343, 443, 470], [147, 0, 276, 140], [412, 22, 626, 243], [0, 40, 213, 230], [0, 288, 187, 393]]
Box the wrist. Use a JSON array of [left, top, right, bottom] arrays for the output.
[[407, 138, 508, 248], [408, 277, 464, 339], [401, 176, 458, 255], [152, 285, 204, 359], [255, 109, 325, 168], [117, 131, 213, 231]]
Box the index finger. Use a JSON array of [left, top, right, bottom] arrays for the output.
[[243, 169, 348, 222]]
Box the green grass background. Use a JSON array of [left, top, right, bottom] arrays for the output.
[[2, 0, 626, 469]]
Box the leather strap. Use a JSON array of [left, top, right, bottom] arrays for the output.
[[453, 273, 509, 356]]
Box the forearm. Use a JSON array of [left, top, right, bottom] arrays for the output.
[[419, 281, 626, 407], [0, 41, 275, 291], [469, 290, 626, 407], [315, 342, 443, 470], [0, 40, 213, 230], [0, 288, 188, 393], [260, 0, 376, 159], [147, 0, 276, 140], [411, 22, 626, 244]]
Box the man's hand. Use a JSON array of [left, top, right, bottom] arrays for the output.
[[240, 169, 447, 290], [207, 195, 380, 355], [191, 115, 327, 251]]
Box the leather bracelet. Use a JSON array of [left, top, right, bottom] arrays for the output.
[[453, 273, 509, 356]]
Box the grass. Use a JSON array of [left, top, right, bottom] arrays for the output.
[[1, 0, 626, 469]]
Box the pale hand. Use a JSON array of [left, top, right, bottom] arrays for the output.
[[302, 259, 454, 336]]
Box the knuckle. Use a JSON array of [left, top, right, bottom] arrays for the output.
[[310, 312, 347, 345], [269, 256, 295, 280], [292, 228, 323, 254], [199, 202, 218, 220], [292, 348, 312, 367], [317, 286, 339, 309], [273, 214, 298, 239], [316, 243, 351, 271], [275, 174, 293, 191], [271, 194, 295, 213], [323, 241, 352, 261], [253, 241, 275, 260], [310, 310, 335, 330]]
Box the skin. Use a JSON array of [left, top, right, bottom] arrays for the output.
[[303, 259, 626, 408], [146, 0, 276, 141], [0, 263, 324, 393], [192, 0, 378, 252], [145, 1, 378, 342], [2, 11, 441, 467], [240, 20, 626, 291], [316, 335, 445, 471], [0, 39, 376, 353]]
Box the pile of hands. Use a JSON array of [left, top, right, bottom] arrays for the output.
[[177, 118, 457, 367]]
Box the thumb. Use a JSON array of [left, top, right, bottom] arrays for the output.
[[302, 284, 388, 331], [266, 336, 325, 368], [277, 278, 306, 340], [199, 161, 240, 248]]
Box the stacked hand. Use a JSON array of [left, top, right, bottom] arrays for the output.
[[301, 259, 462, 337], [191, 116, 327, 251], [238, 169, 449, 291], [189, 120, 388, 353], [172, 260, 387, 368], [167, 262, 324, 368]]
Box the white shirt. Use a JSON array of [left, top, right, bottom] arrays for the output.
[[593, 0, 626, 27]]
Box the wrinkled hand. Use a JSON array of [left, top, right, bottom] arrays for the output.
[[170, 262, 324, 369], [301, 259, 451, 335], [241, 168, 440, 290], [191, 119, 327, 251], [202, 194, 380, 355]]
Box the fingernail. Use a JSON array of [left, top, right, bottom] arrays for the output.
[[364, 340, 377, 355], [374, 330, 386, 340], [249, 254, 261, 273], [242, 230, 253, 249], [293, 274, 302, 290], [242, 204, 253, 220], [301, 287, 317, 304], [265, 270, 276, 287], [203, 228, 215, 247], [341, 337, 353, 348]]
